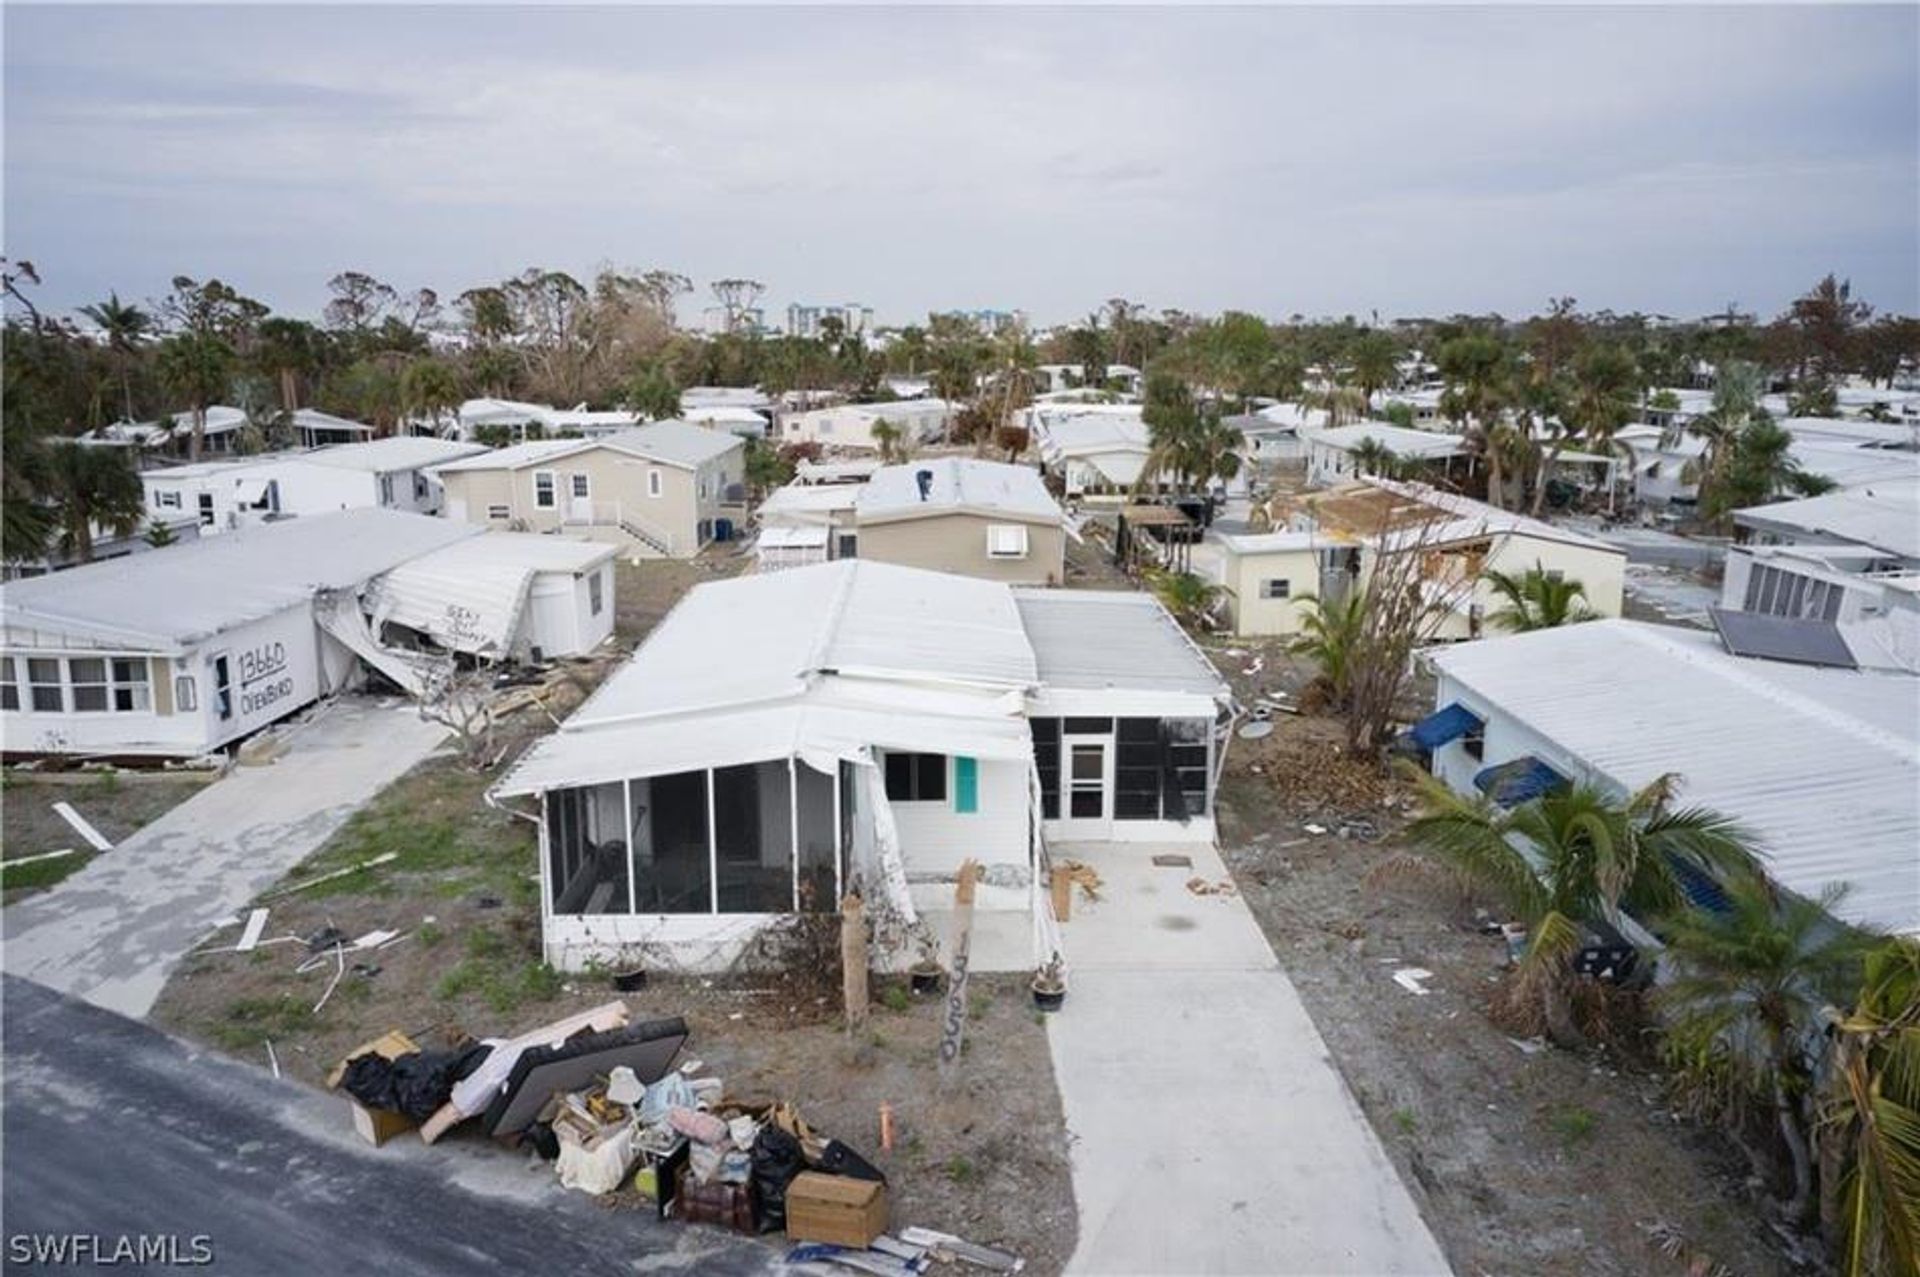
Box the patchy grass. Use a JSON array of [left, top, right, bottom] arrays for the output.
[[1, 769, 212, 902], [283, 754, 534, 904], [881, 985, 912, 1013], [209, 994, 319, 1051], [1392, 1107, 1419, 1136], [1550, 1105, 1599, 1149]]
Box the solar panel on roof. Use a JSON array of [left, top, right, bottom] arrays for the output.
[[1709, 607, 1858, 670]]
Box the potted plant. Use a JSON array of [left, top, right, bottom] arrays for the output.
[[1030, 952, 1067, 1012], [908, 923, 944, 996]]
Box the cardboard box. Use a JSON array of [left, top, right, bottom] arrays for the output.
[[786, 1172, 888, 1248], [350, 1100, 416, 1147], [330, 1029, 421, 1147]]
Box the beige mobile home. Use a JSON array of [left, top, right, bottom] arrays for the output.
[[433, 422, 745, 559]]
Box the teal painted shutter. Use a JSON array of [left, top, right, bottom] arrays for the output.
[[954, 756, 978, 813]]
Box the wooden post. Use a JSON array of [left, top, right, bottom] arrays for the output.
[[841, 894, 868, 1030], [1050, 863, 1073, 923], [938, 860, 980, 1076]]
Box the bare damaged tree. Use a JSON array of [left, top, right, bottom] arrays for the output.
[[710, 278, 765, 334], [1335, 510, 1480, 759], [416, 660, 504, 769]]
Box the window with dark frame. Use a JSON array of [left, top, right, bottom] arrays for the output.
[[0, 657, 17, 711], [1461, 724, 1486, 761], [883, 752, 947, 803], [1261, 578, 1291, 599]]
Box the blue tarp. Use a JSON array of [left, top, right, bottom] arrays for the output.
[[1473, 756, 1568, 806], [1405, 702, 1483, 750]]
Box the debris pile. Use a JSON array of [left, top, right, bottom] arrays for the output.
[[325, 1000, 1025, 1273]]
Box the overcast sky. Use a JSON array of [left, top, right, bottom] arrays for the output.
[[5, 4, 1916, 329]]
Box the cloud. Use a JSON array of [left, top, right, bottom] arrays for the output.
[[3, 4, 1914, 324]]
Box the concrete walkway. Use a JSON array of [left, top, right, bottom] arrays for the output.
[[2, 698, 447, 1019], [1047, 841, 1451, 1276]]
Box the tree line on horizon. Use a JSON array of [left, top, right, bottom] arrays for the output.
[[3, 256, 1916, 561]]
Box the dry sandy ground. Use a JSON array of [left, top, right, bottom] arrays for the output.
[[1208, 667, 1793, 1277]]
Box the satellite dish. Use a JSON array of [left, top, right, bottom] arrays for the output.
[[1238, 721, 1274, 740]]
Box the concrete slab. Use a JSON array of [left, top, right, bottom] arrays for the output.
[[1045, 840, 1278, 972], [2, 697, 448, 1019], [1043, 840, 1450, 1275]]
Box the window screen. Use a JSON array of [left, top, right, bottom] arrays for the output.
[[28, 658, 63, 712], [1031, 719, 1060, 819], [0, 657, 16, 711]]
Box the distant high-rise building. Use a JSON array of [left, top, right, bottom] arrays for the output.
[[941, 308, 1028, 336], [787, 303, 874, 339]]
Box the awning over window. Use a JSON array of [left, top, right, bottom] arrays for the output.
[[1668, 855, 1732, 915], [1473, 756, 1568, 806], [1405, 702, 1483, 750]]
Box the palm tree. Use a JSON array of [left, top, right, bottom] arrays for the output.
[[78, 292, 153, 423], [1822, 937, 1920, 1277], [44, 441, 146, 563], [2, 413, 58, 563], [1349, 436, 1402, 479], [1403, 770, 1758, 1045], [1706, 417, 1836, 522], [1541, 342, 1641, 515], [1146, 569, 1229, 631], [156, 331, 235, 461], [254, 317, 322, 414], [1348, 329, 1401, 407], [1658, 876, 1866, 1226], [870, 417, 906, 464], [1138, 372, 1243, 499], [1286, 590, 1367, 711], [402, 359, 464, 436], [1483, 564, 1597, 631], [1437, 333, 1517, 508], [1677, 359, 1765, 516]]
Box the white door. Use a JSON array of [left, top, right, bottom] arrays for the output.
[[1059, 737, 1112, 838], [568, 473, 593, 522]]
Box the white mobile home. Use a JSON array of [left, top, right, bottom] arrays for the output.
[[0, 510, 477, 758], [1418, 620, 1920, 938], [489, 561, 1229, 973], [141, 437, 488, 534], [779, 399, 954, 451]]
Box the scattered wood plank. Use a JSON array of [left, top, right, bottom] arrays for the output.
[[2, 848, 77, 871], [236, 908, 270, 952], [260, 852, 398, 899], [50, 802, 112, 852]]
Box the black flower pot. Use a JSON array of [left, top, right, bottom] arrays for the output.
[[1031, 983, 1066, 1013], [909, 965, 943, 996]]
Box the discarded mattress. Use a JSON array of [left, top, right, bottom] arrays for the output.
[[481, 1017, 689, 1137]]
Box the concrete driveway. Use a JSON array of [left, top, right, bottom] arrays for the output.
[[2, 697, 448, 1019], [2, 976, 776, 1274], [1047, 841, 1450, 1276]]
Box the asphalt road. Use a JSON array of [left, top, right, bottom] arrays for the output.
[[1, 976, 779, 1274]]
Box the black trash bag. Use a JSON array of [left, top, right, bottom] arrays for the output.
[[815, 1138, 886, 1184], [340, 1044, 493, 1122], [750, 1125, 806, 1233], [524, 1120, 561, 1161]]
